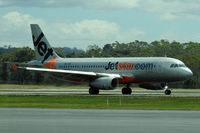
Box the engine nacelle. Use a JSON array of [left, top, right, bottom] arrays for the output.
[[90, 77, 118, 90], [139, 83, 167, 90]]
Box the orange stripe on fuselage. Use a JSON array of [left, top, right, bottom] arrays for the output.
[[119, 76, 142, 84], [43, 56, 59, 69]]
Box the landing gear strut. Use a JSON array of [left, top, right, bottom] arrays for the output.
[[163, 83, 171, 95], [165, 89, 171, 95], [122, 84, 132, 95], [89, 88, 99, 95]]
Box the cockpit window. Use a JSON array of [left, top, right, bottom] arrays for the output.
[[170, 64, 186, 68], [179, 64, 186, 67], [174, 64, 178, 67]]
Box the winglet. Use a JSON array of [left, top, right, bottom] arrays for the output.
[[13, 64, 18, 71]]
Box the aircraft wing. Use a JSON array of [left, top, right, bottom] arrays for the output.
[[21, 67, 121, 82]]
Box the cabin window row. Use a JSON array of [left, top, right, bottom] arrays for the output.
[[63, 65, 106, 68]]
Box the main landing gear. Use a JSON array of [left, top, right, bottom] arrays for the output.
[[89, 85, 133, 95], [122, 84, 132, 95], [89, 87, 99, 95]]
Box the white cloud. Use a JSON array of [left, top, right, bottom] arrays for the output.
[[1, 0, 200, 21], [160, 12, 178, 22], [137, 0, 200, 21], [116, 28, 146, 43], [52, 20, 119, 40], [0, 11, 145, 49], [0, 0, 139, 9], [0, 0, 4, 6], [1, 12, 44, 30], [43, 20, 146, 49], [160, 30, 200, 43], [0, 12, 45, 47], [0, 11, 199, 49], [82, 0, 139, 10]]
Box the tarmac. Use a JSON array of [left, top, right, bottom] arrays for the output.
[[0, 88, 200, 96], [0, 108, 200, 133]]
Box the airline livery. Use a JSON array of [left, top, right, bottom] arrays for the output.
[[21, 24, 193, 95]]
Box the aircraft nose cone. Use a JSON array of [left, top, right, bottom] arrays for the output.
[[187, 69, 193, 77], [184, 68, 193, 79]]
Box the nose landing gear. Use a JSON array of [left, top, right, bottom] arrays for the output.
[[165, 89, 171, 95], [163, 83, 171, 95]]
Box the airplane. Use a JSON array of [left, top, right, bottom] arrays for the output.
[[19, 24, 193, 95]]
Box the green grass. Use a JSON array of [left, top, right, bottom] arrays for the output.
[[0, 84, 89, 89], [0, 95, 200, 110]]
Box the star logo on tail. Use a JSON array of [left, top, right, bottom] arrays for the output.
[[43, 56, 59, 69]]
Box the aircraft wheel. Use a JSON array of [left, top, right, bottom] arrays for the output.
[[122, 88, 132, 95], [89, 88, 99, 95], [165, 89, 171, 95]]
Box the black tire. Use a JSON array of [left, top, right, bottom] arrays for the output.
[[122, 88, 132, 95], [89, 88, 99, 95], [165, 89, 171, 95]]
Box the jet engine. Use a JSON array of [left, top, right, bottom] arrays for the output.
[[90, 77, 118, 90], [139, 83, 167, 90]]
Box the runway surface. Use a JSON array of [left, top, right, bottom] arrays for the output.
[[1, 88, 200, 96], [0, 108, 200, 133]]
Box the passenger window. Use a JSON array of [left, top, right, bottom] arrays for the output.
[[170, 64, 174, 68]]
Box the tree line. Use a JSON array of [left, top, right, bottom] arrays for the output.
[[0, 40, 200, 88]]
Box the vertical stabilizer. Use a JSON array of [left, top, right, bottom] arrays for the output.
[[30, 24, 60, 64]]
